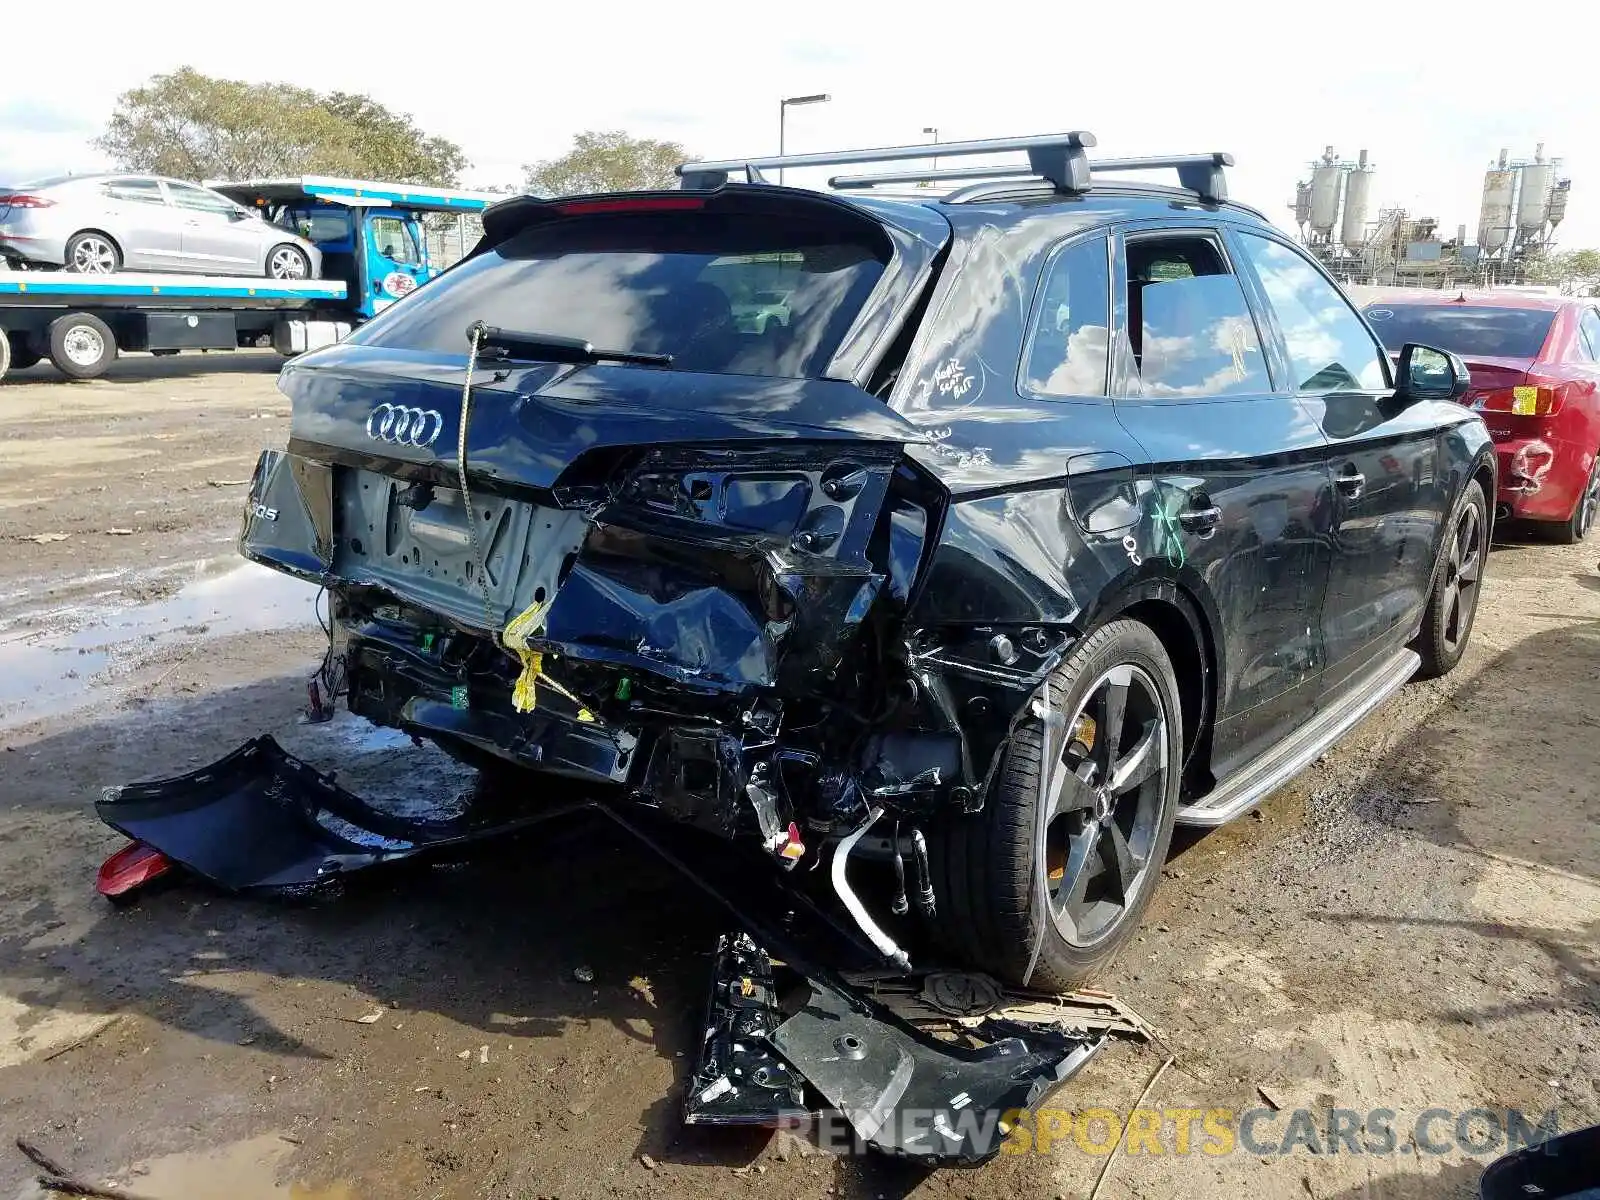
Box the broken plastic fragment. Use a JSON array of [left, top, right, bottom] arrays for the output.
[[450, 685, 469, 711]]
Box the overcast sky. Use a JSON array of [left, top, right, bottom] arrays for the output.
[[3, 0, 1597, 248]]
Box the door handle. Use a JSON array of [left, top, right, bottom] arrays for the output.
[[1177, 502, 1223, 534], [1336, 467, 1365, 501]]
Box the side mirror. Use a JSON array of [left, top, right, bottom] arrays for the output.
[[229, 206, 253, 221], [1396, 342, 1469, 403]]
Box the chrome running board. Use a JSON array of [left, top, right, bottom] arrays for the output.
[[1176, 647, 1420, 827]]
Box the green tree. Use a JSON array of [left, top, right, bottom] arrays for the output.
[[94, 67, 468, 185], [1527, 248, 1600, 295], [523, 131, 689, 197]]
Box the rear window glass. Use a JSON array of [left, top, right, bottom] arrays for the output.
[[349, 211, 888, 378], [1362, 304, 1556, 359]]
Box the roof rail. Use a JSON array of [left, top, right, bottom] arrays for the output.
[[677, 132, 1096, 194], [831, 151, 1236, 205]]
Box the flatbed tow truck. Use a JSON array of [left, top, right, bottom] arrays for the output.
[[0, 175, 501, 382]]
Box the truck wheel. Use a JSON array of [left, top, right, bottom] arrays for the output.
[[266, 245, 311, 280], [1412, 479, 1487, 679], [47, 313, 117, 380], [64, 232, 122, 274], [0, 328, 8, 381], [927, 618, 1182, 990]]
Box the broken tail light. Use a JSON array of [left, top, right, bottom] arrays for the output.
[[1476, 383, 1568, 417]]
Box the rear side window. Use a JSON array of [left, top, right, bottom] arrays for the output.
[[349, 211, 889, 379], [1362, 304, 1556, 359], [1022, 235, 1110, 397], [1235, 233, 1387, 392], [1577, 309, 1600, 361], [104, 179, 166, 206], [1125, 234, 1270, 399]]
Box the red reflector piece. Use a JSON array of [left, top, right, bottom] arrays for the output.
[[96, 841, 173, 900], [552, 197, 706, 215]]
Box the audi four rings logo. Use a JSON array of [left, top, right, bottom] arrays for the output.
[[366, 404, 444, 448]]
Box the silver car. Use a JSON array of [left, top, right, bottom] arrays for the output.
[[0, 173, 322, 278]]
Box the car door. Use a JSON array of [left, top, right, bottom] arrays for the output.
[[1228, 229, 1445, 696], [100, 178, 186, 270], [1107, 226, 1335, 780], [166, 181, 261, 274], [362, 211, 427, 310]]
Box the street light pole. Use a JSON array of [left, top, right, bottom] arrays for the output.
[[923, 126, 939, 173], [778, 93, 831, 185]]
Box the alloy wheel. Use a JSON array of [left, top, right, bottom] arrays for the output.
[[1039, 663, 1169, 948], [268, 249, 307, 279], [1579, 463, 1600, 538], [1441, 500, 1485, 653], [71, 237, 116, 273]]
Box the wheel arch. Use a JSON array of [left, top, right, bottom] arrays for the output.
[[66, 228, 123, 261], [1092, 574, 1218, 795]]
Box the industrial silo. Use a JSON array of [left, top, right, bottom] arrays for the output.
[[1548, 179, 1571, 230], [1340, 150, 1372, 249], [1478, 151, 1515, 254], [1309, 147, 1342, 238], [1517, 151, 1555, 238]]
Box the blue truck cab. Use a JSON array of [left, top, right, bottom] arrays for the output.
[[206, 176, 504, 319]]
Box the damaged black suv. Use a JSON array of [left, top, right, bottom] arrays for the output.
[[240, 132, 1495, 990]]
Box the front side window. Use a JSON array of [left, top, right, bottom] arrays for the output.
[[167, 183, 239, 215], [1125, 234, 1270, 399], [348, 210, 888, 379], [1236, 233, 1387, 392], [1022, 235, 1110, 398], [369, 216, 420, 264]]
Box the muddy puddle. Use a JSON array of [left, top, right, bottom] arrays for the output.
[[0, 560, 316, 729], [15, 1133, 357, 1200]]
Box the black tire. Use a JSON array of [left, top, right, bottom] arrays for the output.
[[266, 244, 312, 280], [927, 618, 1183, 990], [46, 312, 117, 380], [1, 331, 43, 374], [1413, 480, 1488, 679], [63, 231, 122, 274], [1548, 455, 1600, 545]]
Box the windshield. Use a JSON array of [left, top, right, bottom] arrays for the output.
[[346, 211, 888, 378], [1362, 304, 1557, 359]]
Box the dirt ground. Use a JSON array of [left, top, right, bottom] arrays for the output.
[[0, 354, 1595, 1200]]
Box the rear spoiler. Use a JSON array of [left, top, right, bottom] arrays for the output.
[[476, 185, 948, 257]]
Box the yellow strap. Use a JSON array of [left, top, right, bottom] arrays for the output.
[[502, 600, 590, 718]]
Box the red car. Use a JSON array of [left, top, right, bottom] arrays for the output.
[[1361, 291, 1600, 542]]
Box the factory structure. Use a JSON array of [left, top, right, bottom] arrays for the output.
[[1290, 145, 1572, 288]]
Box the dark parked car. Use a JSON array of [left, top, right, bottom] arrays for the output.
[[238, 133, 1496, 988]]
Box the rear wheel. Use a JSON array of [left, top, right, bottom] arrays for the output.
[[64, 231, 121, 274], [1551, 456, 1600, 544], [266, 245, 311, 280], [928, 618, 1182, 990], [1413, 480, 1487, 678], [47, 312, 116, 380]]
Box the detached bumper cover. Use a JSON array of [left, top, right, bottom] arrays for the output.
[[99, 739, 1108, 1166], [95, 736, 573, 893]]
